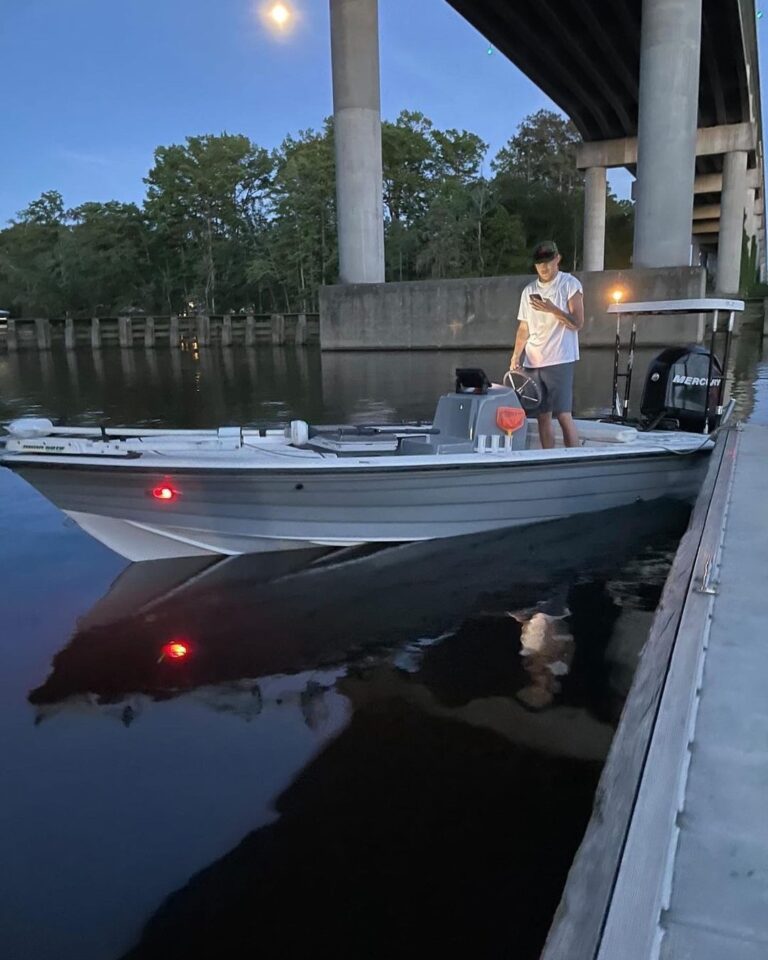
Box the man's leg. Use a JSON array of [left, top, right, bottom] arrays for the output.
[[556, 412, 580, 448], [547, 363, 579, 448], [537, 412, 556, 449]]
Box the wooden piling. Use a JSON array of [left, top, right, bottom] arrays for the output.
[[169, 315, 180, 349], [271, 313, 285, 345], [245, 314, 256, 347], [90, 317, 102, 349], [6, 319, 18, 351], [118, 316, 133, 348], [64, 317, 76, 350], [35, 318, 52, 350], [196, 315, 210, 347], [222, 314, 233, 347], [144, 316, 155, 348], [295, 312, 308, 345]]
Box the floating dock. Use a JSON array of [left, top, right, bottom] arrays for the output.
[[543, 421, 768, 959]]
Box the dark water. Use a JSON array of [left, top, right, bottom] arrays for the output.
[[0, 322, 765, 960], [2, 317, 766, 428], [0, 342, 698, 428]]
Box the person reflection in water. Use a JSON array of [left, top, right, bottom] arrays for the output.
[[509, 604, 575, 710]]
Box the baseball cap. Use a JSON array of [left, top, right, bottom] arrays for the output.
[[532, 240, 560, 264]]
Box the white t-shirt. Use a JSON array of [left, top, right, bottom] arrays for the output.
[[517, 271, 583, 368]]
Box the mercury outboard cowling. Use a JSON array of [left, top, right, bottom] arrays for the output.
[[640, 345, 724, 432]]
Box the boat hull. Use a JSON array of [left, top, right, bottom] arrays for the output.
[[11, 450, 710, 561]]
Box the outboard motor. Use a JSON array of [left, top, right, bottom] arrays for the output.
[[640, 345, 724, 433]]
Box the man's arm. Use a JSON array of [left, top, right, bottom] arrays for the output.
[[511, 321, 529, 369], [531, 292, 584, 331], [564, 291, 585, 331]]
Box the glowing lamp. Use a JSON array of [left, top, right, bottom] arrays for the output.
[[152, 485, 178, 502], [612, 289, 624, 305], [161, 640, 191, 661], [269, 2, 291, 26]]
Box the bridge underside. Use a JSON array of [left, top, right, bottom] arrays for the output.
[[446, 0, 752, 146], [446, 0, 764, 284], [328, 0, 764, 293]]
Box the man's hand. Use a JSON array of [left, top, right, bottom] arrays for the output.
[[510, 354, 522, 371], [531, 294, 583, 332], [530, 297, 561, 316]]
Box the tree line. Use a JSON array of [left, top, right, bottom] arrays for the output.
[[0, 110, 634, 319]]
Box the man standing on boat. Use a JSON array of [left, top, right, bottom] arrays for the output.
[[510, 241, 584, 449]]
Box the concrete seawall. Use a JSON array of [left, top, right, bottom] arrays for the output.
[[320, 267, 707, 350]]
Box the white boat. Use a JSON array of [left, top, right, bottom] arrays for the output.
[[0, 299, 743, 562]]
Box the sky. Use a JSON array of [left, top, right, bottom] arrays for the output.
[[1, 0, 766, 225]]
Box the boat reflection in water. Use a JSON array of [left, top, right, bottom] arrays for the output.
[[29, 501, 688, 960]]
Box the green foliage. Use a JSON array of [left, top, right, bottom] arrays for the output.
[[249, 123, 336, 313], [0, 111, 635, 317], [492, 109, 582, 193], [65, 202, 152, 314], [144, 133, 273, 313], [0, 191, 69, 316]]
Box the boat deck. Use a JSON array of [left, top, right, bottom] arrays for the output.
[[1, 418, 712, 470]]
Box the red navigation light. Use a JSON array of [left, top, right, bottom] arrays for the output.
[[152, 484, 177, 502], [161, 640, 191, 661]]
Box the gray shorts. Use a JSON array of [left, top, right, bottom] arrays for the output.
[[524, 362, 576, 415]]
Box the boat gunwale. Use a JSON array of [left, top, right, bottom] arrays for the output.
[[2, 444, 713, 476]]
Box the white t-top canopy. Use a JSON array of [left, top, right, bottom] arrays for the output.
[[608, 298, 745, 315]]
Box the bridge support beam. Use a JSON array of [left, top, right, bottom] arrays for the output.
[[330, 0, 385, 284], [716, 150, 748, 294], [692, 204, 721, 221], [581, 125, 755, 172], [583, 167, 607, 271], [692, 220, 720, 235], [633, 0, 702, 268]]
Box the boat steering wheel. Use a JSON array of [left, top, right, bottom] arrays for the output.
[[503, 369, 541, 411]]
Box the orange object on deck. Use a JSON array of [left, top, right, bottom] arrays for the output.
[[496, 407, 526, 434]]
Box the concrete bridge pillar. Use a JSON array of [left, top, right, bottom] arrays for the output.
[[745, 187, 757, 241], [330, 0, 385, 284], [633, 0, 702, 268], [583, 167, 607, 272], [716, 150, 748, 294]]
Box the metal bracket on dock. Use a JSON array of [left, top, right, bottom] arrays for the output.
[[695, 555, 719, 595]]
